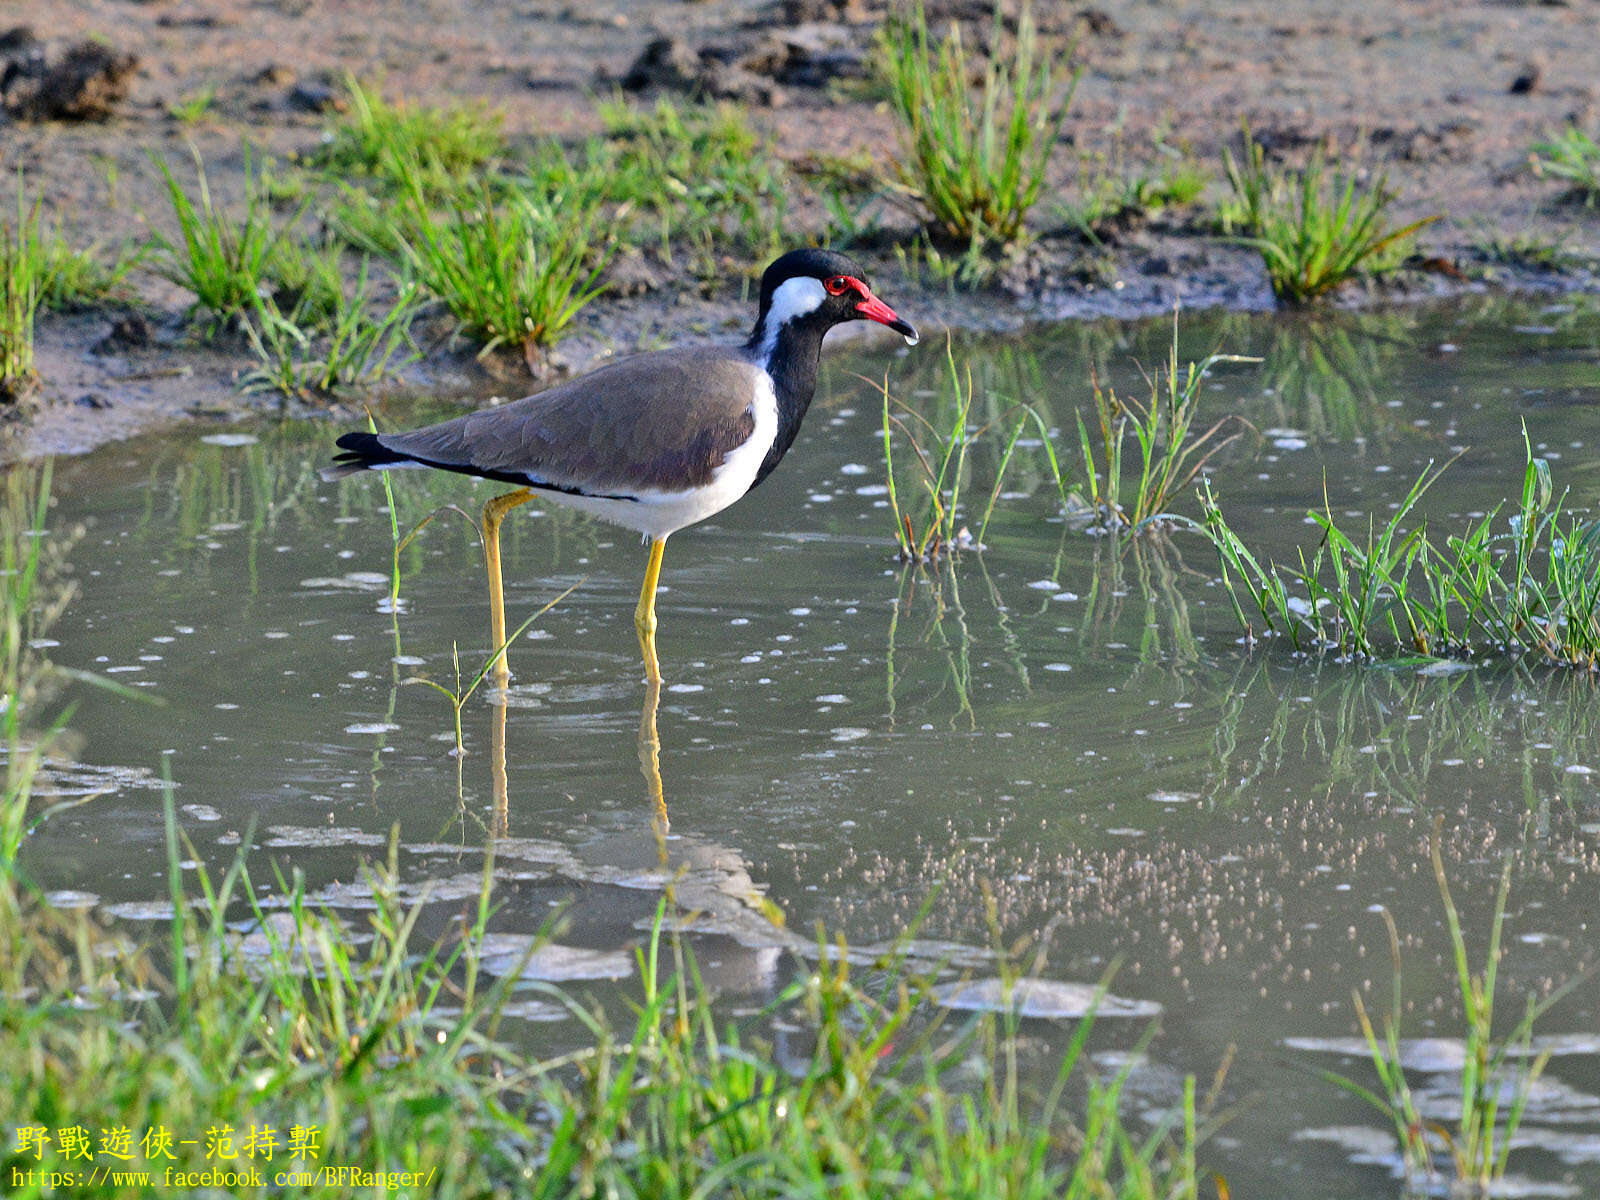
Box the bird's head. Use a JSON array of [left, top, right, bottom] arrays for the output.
[[751, 249, 919, 353]]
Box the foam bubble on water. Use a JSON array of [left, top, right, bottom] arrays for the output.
[[102, 900, 177, 920], [264, 825, 387, 848], [200, 433, 258, 447], [344, 722, 400, 735], [474, 934, 634, 981], [936, 978, 1161, 1019]]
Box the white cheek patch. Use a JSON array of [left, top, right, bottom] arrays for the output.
[[756, 276, 829, 364], [768, 275, 828, 323]]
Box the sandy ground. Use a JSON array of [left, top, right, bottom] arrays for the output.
[[4, 0, 1599, 455]]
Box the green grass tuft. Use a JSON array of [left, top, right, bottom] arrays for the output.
[[878, 337, 1075, 561], [240, 261, 422, 400], [878, 1, 1075, 251], [1073, 331, 1254, 532], [150, 148, 296, 333], [1314, 835, 1572, 1193], [313, 76, 505, 192], [1187, 428, 1600, 667], [1527, 125, 1600, 207], [1221, 130, 1440, 303], [167, 83, 218, 125], [597, 95, 788, 275], [1, 207, 39, 404], [1060, 134, 1207, 241], [5, 185, 141, 313], [396, 168, 608, 370]]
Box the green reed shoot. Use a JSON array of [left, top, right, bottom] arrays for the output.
[[396, 168, 608, 371], [151, 147, 296, 331], [1, 205, 38, 403], [1317, 835, 1570, 1193], [876, 338, 1067, 562], [405, 582, 578, 754], [1075, 333, 1255, 533], [879, 0, 1075, 247], [1222, 130, 1440, 302], [1528, 125, 1600, 207]]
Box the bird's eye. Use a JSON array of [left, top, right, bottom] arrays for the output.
[[824, 276, 849, 296]]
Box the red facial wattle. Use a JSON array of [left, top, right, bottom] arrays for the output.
[[833, 276, 920, 345]]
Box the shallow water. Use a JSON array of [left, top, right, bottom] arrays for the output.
[[27, 294, 1600, 1197]]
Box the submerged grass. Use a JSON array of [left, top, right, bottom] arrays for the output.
[[875, 327, 1254, 560], [876, 338, 1073, 562], [878, 1, 1074, 250], [403, 581, 577, 755], [1221, 130, 1439, 303]]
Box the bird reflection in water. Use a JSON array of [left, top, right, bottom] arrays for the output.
[[488, 670, 672, 843]]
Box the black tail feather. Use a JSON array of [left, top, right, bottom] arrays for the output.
[[320, 431, 413, 480]]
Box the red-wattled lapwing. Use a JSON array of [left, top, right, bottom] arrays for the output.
[[323, 249, 918, 685]]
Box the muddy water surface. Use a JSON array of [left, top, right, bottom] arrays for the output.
[[29, 296, 1600, 1198]]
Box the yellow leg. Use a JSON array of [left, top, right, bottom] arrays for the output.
[[482, 488, 534, 685], [634, 537, 667, 686]]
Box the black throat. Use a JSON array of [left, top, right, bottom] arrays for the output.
[[745, 312, 830, 490]]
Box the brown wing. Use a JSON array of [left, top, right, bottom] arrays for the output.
[[378, 347, 762, 495]]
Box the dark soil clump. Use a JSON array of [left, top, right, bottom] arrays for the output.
[[2, 38, 138, 122]]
